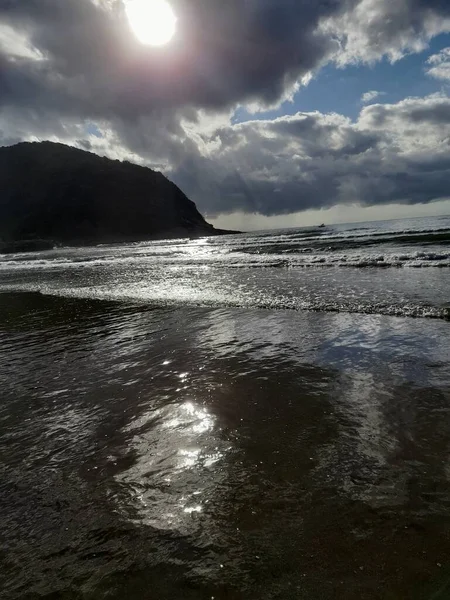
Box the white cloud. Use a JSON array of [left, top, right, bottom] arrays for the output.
[[361, 91, 385, 104], [322, 0, 450, 66], [0, 24, 44, 61], [426, 47, 450, 81], [172, 94, 450, 217]]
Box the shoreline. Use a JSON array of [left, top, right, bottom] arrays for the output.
[[0, 288, 449, 322], [0, 228, 242, 255]]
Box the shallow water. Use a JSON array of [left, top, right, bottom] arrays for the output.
[[1, 216, 450, 598], [1, 291, 450, 599]]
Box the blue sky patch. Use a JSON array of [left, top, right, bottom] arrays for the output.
[[233, 33, 450, 124]]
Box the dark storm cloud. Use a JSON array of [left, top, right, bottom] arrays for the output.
[[1, 0, 449, 117], [0, 0, 341, 117]]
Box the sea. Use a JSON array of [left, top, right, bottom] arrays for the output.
[[1, 215, 450, 599]]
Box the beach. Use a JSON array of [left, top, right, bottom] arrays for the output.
[[1, 216, 450, 598]]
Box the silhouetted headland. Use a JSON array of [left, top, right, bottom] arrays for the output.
[[0, 141, 236, 253]]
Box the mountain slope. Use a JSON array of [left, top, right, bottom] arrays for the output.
[[0, 142, 223, 249]]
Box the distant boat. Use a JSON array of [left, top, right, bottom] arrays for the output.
[[318, 223, 326, 228]]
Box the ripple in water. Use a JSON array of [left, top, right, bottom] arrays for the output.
[[1, 293, 450, 598]]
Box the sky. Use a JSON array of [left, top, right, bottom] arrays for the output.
[[1, 0, 450, 229]]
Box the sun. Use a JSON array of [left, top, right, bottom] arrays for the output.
[[126, 0, 177, 47]]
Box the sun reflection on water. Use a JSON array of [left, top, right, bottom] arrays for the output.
[[113, 393, 229, 533]]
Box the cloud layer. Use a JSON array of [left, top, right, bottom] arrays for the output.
[[172, 94, 450, 216], [1, 0, 450, 218], [0, 0, 341, 117]]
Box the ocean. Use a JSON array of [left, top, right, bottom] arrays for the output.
[[1, 215, 450, 599]]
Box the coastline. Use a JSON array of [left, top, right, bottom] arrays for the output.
[[0, 227, 242, 255]]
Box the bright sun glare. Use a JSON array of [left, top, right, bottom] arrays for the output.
[[126, 0, 177, 47]]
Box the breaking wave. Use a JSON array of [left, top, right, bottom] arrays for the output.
[[1, 216, 449, 320]]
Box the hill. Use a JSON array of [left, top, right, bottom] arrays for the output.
[[0, 142, 228, 251]]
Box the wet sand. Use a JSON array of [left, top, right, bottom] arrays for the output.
[[1, 292, 450, 599]]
